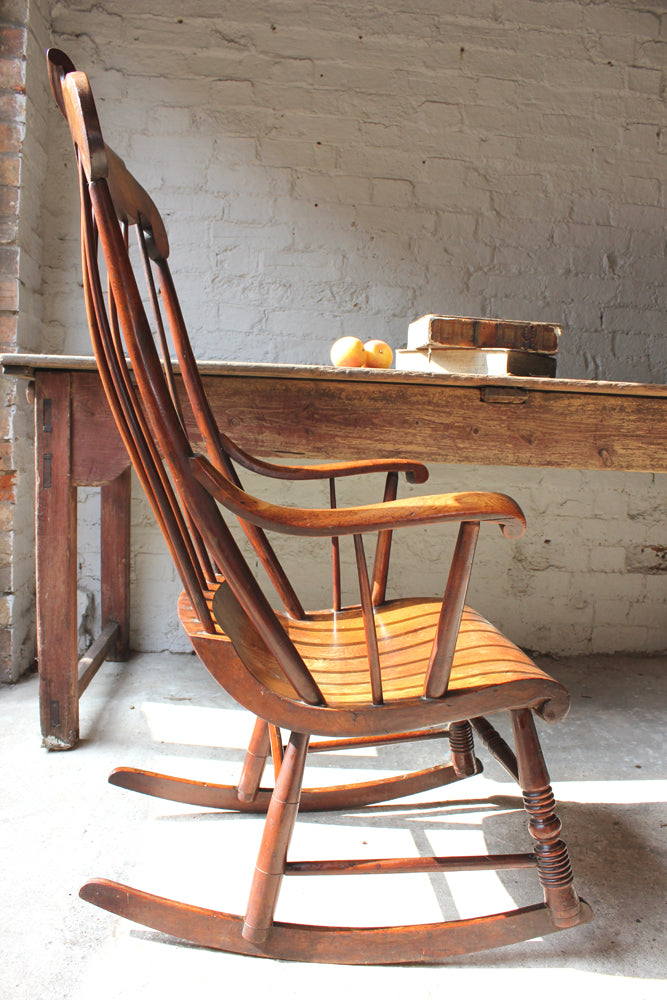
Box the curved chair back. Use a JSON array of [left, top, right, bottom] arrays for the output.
[[47, 49, 324, 706]]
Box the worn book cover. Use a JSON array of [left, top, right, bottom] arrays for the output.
[[407, 315, 561, 356]]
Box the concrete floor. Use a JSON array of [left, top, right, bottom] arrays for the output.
[[1, 650, 665, 999]]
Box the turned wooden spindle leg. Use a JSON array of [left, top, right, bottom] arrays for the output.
[[243, 731, 310, 944], [449, 720, 477, 777], [511, 708, 582, 928]]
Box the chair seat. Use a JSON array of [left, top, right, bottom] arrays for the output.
[[285, 599, 555, 705], [179, 584, 569, 722]]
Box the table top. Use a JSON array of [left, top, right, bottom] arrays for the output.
[[3, 352, 667, 400]]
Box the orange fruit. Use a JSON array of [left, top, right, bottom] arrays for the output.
[[364, 339, 393, 368], [330, 336, 366, 367]]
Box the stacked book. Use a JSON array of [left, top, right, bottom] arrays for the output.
[[396, 315, 560, 377]]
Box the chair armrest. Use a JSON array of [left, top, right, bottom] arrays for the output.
[[218, 435, 429, 484], [191, 454, 526, 539]]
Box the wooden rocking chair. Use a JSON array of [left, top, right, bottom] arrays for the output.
[[47, 48, 592, 963]]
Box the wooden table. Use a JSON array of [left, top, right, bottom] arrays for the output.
[[3, 353, 667, 749]]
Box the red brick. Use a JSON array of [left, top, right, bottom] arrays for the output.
[[0, 313, 17, 342], [0, 156, 20, 185], [0, 470, 16, 502], [0, 58, 26, 94], [0, 442, 16, 472], [0, 121, 23, 153], [0, 185, 19, 238], [0, 91, 25, 121], [0, 29, 27, 60], [0, 334, 17, 348], [0, 183, 18, 208], [0, 219, 17, 242], [0, 278, 18, 312], [0, 184, 19, 220], [0, 246, 19, 274]]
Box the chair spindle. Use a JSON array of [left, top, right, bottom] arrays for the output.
[[371, 470, 398, 605], [330, 478, 342, 611], [424, 520, 480, 698], [354, 533, 383, 705]]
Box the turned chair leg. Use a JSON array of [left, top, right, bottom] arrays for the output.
[[449, 719, 478, 777], [242, 731, 310, 944], [511, 708, 582, 928]]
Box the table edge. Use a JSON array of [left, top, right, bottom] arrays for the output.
[[3, 352, 667, 399]]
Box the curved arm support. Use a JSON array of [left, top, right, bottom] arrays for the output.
[[217, 434, 429, 485], [190, 454, 526, 539]]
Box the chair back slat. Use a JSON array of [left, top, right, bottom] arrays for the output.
[[136, 225, 181, 421], [79, 169, 214, 627], [134, 228, 218, 584], [53, 49, 306, 621], [106, 223, 213, 597], [88, 170, 323, 704], [155, 258, 306, 620]]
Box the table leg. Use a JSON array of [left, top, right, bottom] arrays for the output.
[[35, 372, 79, 749], [101, 467, 131, 660]]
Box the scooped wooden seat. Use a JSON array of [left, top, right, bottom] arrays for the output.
[[179, 586, 570, 722], [48, 47, 592, 964]]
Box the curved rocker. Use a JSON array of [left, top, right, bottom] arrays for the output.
[[80, 878, 593, 965], [109, 760, 476, 813], [48, 48, 593, 964]]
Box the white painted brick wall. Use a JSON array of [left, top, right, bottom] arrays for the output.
[[33, 0, 667, 658]]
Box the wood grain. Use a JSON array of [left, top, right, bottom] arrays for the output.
[[200, 373, 667, 472], [6, 353, 667, 397], [35, 371, 79, 748], [100, 467, 131, 659], [5, 355, 667, 473]]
